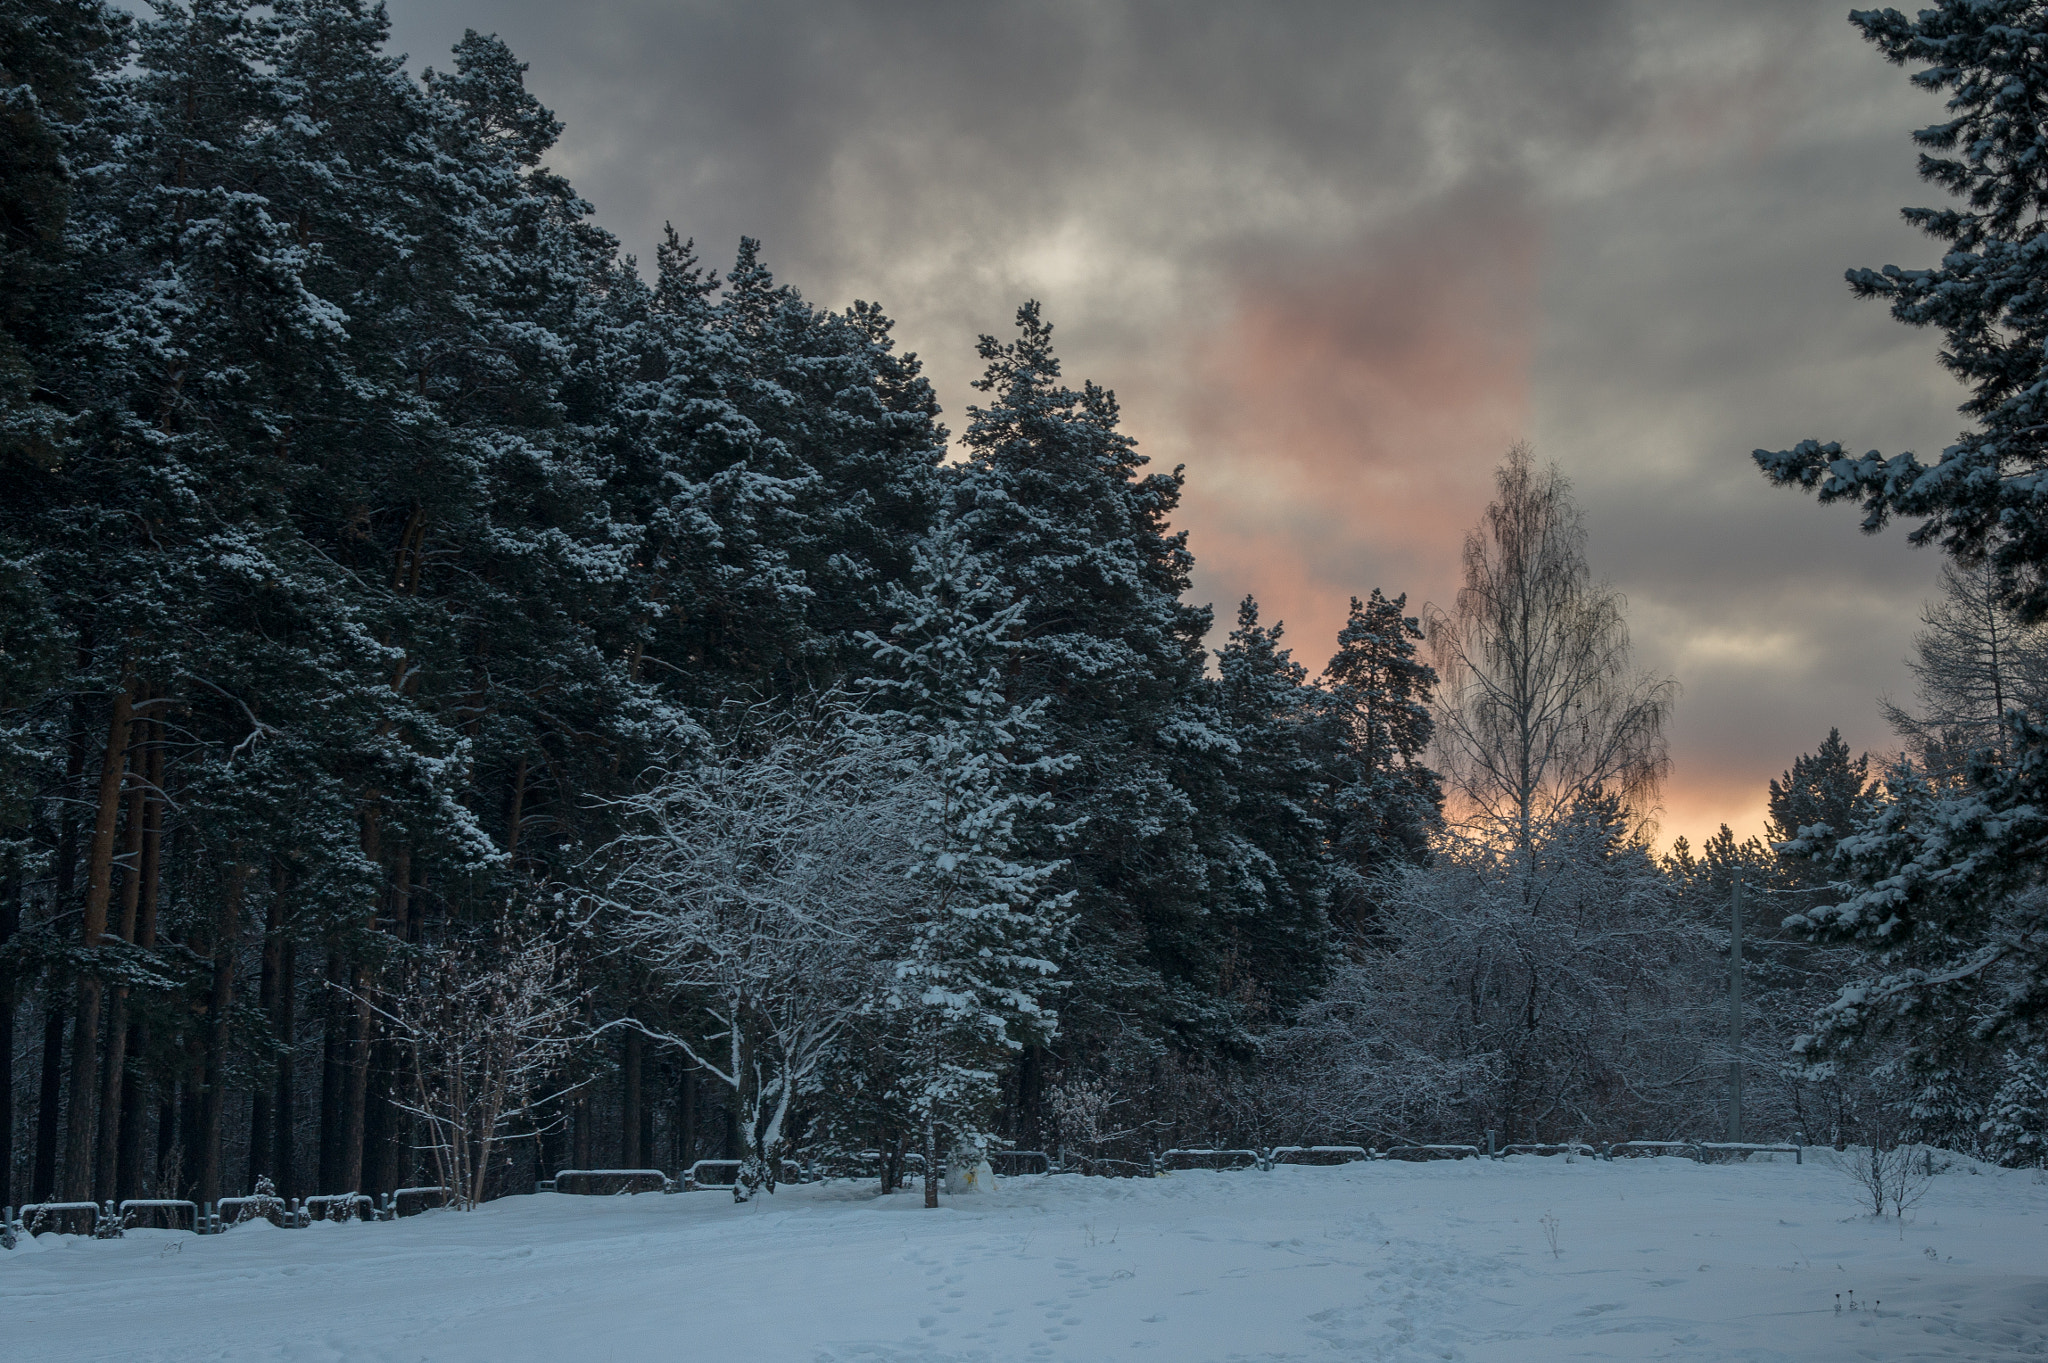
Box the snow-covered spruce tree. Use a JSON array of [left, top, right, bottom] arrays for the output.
[[1429, 444, 1676, 851], [1755, 5, 2048, 1152], [1318, 589, 1443, 930], [861, 526, 1073, 1207], [603, 697, 920, 1199], [1197, 598, 1335, 1027]]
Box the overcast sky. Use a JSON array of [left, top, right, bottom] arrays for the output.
[[384, 0, 1959, 847]]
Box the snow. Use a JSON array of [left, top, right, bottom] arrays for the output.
[[6, 1155, 2045, 1361]]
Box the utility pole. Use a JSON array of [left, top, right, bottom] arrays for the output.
[[1727, 871, 1743, 1144]]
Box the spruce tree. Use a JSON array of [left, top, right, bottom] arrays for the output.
[[863, 524, 1072, 1205]]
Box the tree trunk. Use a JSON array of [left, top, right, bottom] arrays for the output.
[[677, 1064, 697, 1173], [196, 860, 244, 1205], [248, 875, 283, 1186], [273, 938, 296, 1198], [340, 958, 370, 1193], [923, 1120, 939, 1209], [620, 1025, 643, 1169], [115, 723, 164, 1201], [32, 995, 64, 1200], [93, 757, 149, 1199], [319, 951, 347, 1192], [0, 871, 17, 1211], [62, 685, 134, 1200]]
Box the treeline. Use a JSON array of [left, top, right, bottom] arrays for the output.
[[10, 0, 2047, 1222], [0, 0, 1445, 1209]]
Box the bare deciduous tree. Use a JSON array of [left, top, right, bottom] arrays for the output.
[[1883, 557, 2048, 773], [1428, 444, 1677, 847], [378, 930, 581, 1210], [603, 697, 921, 1200]]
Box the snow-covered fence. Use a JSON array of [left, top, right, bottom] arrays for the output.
[[1692, 1142, 1802, 1165], [119, 1198, 200, 1232], [213, 1195, 290, 1229], [552, 1169, 674, 1196], [383, 1186, 452, 1218], [1606, 1140, 1700, 1160], [803, 1151, 926, 1184], [1380, 1144, 1484, 1161], [680, 1160, 804, 1190], [303, 1193, 376, 1223], [1268, 1145, 1371, 1167], [1499, 1142, 1597, 1159], [18, 1201, 107, 1236], [1071, 1156, 1153, 1178], [1158, 1148, 1262, 1173], [988, 1151, 1052, 1177]]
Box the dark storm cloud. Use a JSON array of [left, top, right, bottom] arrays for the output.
[[385, 0, 1959, 843]]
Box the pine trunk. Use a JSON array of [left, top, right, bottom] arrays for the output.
[[273, 939, 296, 1198], [196, 859, 244, 1205], [318, 951, 347, 1192], [62, 685, 134, 1200], [923, 1121, 939, 1209], [115, 724, 164, 1202], [248, 878, 283, 1185], [0, 871, 16, 1211], [93, 759, 149, 1199], [677, 1065, 697, 1172], [31, 1001, 63, 1200], [620, 1026, 643, 1169]]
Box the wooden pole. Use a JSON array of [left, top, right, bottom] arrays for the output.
[[1728, 872, 1744, 1145]]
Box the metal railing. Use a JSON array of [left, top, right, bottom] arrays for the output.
[[1268, 1145, 1371, 1166], [550, 1169, 674, 1196]]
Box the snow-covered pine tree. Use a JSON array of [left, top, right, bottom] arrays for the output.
[[863, 524, 1073, 1206], [949, 302, 1231, 1089], [1757, 3, 2048, 614]]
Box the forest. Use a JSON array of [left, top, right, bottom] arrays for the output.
[[2, 0, 2045, 1220]]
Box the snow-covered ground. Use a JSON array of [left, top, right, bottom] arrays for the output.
[[5, 1154, 2044, 1361]]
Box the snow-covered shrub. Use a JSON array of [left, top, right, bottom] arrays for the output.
[[1267, 804, 1719, 1144]]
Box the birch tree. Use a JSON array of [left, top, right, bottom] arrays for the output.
[[1429, 444, 1677, 848]]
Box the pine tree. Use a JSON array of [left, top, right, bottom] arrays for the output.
[[949, 302, 1222, 1069]]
